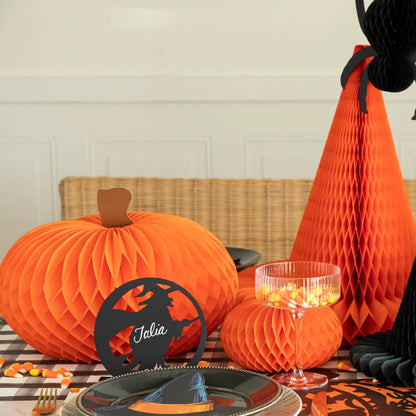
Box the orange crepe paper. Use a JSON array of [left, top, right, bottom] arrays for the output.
[[221, 298, 342, 373], [290, 45, 416, 345], [0, 212, 238, 363]]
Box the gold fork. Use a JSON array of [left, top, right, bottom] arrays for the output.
[[32, 388, 57, 415]]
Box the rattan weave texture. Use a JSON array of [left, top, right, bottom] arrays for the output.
[[59, 177, 416, 263]]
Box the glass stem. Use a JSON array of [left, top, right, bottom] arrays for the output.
[[291, 309, 305, 380]]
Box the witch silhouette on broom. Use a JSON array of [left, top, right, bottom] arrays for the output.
[[127, 281, 198, 370], [95, 277, 207, 376]]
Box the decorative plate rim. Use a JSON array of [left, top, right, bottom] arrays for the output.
[[76, 365, 284, 416]]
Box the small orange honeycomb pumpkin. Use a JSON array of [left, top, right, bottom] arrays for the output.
[[221, 266, 342, 372], [221, 298, 342, 372]]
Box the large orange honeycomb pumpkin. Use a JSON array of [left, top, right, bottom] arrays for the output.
[[0, 188, 238, 363]]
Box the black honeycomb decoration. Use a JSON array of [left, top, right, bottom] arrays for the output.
[[341, 0, 416, 118], [351, 257, 416, 386]]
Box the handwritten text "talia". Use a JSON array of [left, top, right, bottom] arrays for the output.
[[132, 322, 168, 344]]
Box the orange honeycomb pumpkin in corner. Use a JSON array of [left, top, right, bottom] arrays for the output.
[[0, 188, 238, 363]]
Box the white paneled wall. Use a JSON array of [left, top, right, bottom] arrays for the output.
[[0, 1, 415, 260], [90, 137, 211, 178]]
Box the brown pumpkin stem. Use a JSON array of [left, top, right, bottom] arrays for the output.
[[97, 188, 134, 228]]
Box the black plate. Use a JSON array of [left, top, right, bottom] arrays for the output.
[[76, 367, 282, 416], [226, 247, 262, 272]]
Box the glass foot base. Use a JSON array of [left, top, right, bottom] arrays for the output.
[[273, 371, 328, 391]]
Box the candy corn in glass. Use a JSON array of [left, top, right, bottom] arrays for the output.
[[255, 261, 341, 391]]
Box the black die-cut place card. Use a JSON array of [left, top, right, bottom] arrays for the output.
[[95, 277, 207, 376]]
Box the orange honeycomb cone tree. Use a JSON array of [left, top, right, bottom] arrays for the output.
[[290, 45, 416, 345]]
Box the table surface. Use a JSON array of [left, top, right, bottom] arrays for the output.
[[0, 316, 366, 416]]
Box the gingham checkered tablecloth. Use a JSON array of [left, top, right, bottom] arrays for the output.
[[0, 317, 363, 415]]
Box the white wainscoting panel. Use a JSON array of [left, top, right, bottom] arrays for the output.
[[244, 136, 325, 178], [0, 139, 56, 260], [88, 137, 211, 178], [400, 136, 416, 179]]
